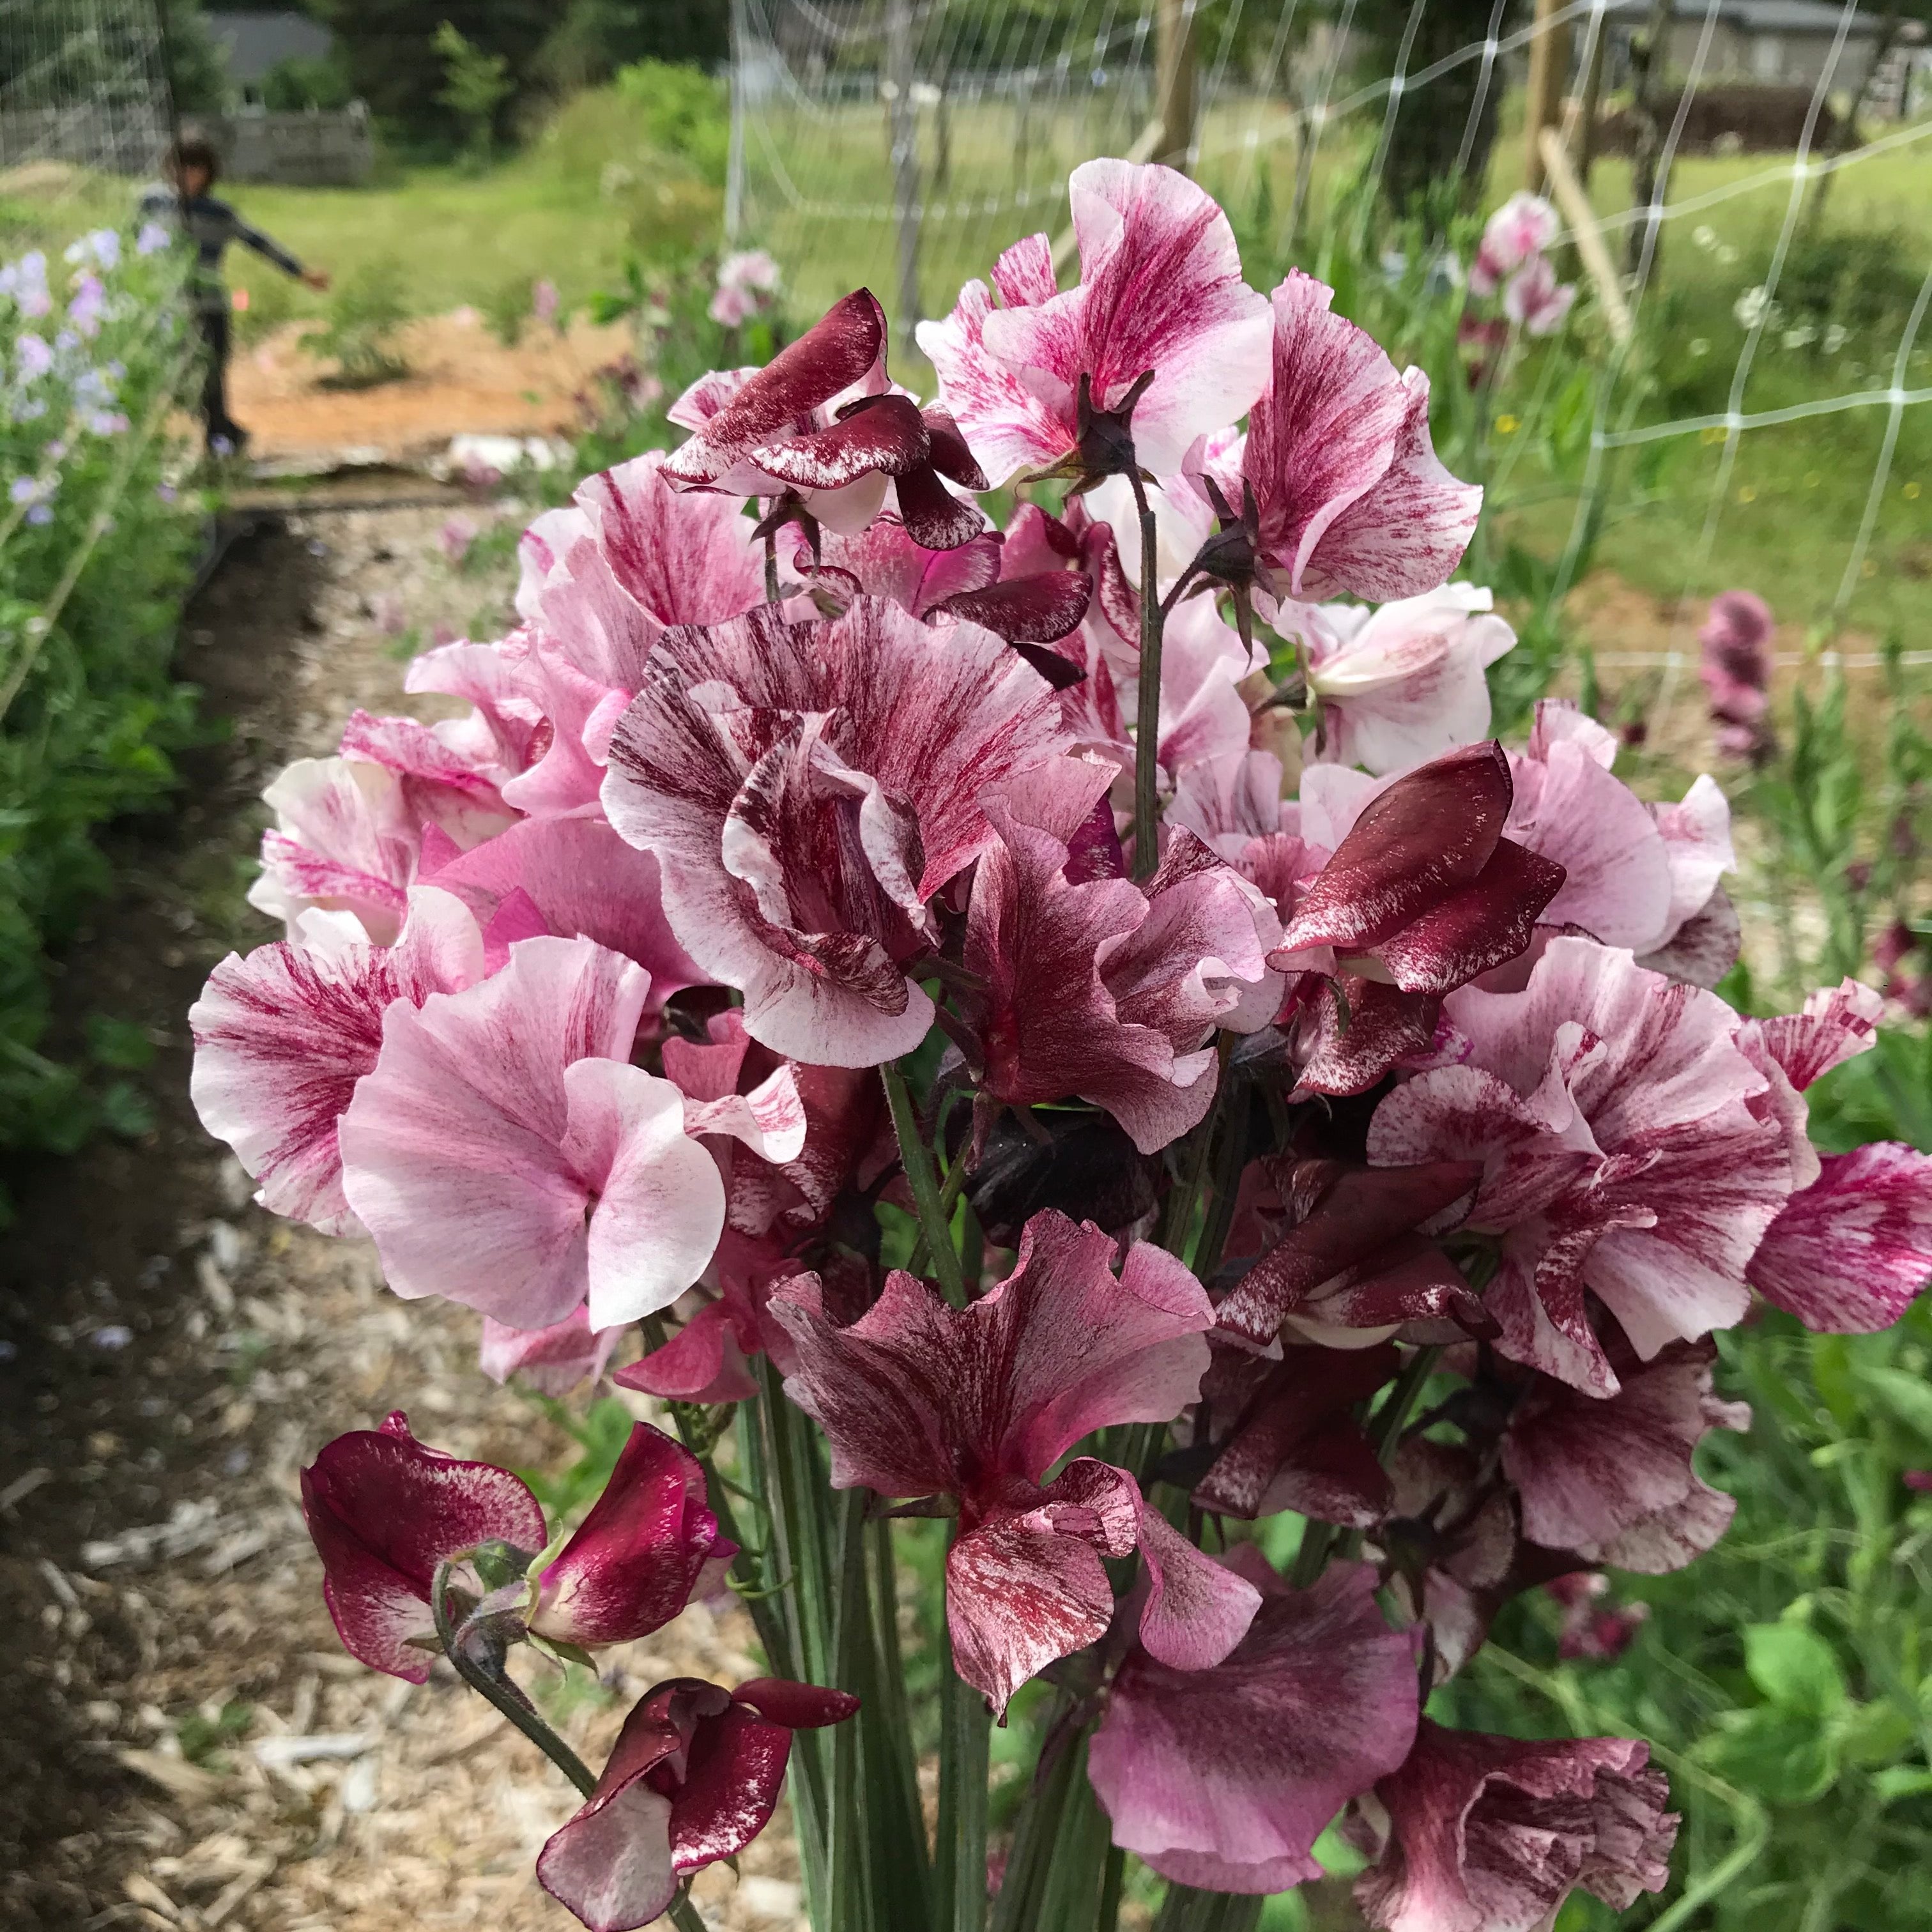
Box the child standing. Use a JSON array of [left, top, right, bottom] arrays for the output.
[[139, 132, 330, 456]]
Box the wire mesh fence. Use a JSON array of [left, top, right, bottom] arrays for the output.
[[728, 0, 1932, 677]]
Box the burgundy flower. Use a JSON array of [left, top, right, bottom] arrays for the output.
[[537, 1676, 859, 1932], [302, 1414, 733, 1684], [769, 1209, 1261, 1712], [919, 160, 1273, 486], [959, 758, 1280, 1154], [300, 1410, 547, 1681], [663, 290, 986, 549], [601, 596, 1069, 1067], [1502, 1338, 1751, 1572], [1548, 1574, 1652, 1662], [1270, 744, 1565, 1094], [1237, 270, 1482, 604], [530, 1422, 736, 1647], [1087, 1552, 1418, 1892], [1353, 1721, 1676, 1932], [1699, 590, 1777, 761], [790, 509, 1093, 683], [1369, 937, 1795, 1395], [1193, 1341, 1403, 1526], [1213, 1158, 1485, 1350]]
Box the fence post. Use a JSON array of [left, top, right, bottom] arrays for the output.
[[1523, 0, 1572, 190], [884, 0, 921, 347], [1155, 0, 1198, 171]]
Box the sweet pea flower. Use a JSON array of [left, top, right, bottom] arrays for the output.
[[719, 248, 781, 295], [1271, 744, 1566, 1094], [478, 1307, 623, 1394], [190, 885, 485, 1235], [958, 758, 1280, 1153], [1353, 1721, 1676, 1932], [249, 742, 515, 945], [533, 277, 560, 325], [301, 1413, 731, 1684], [136, 220, 171, 256], [1736, 979, 1932, 1331], [300, 1410, 547, 1680], [538, 1677, 858, 1932], [1501, 1338, 1752, 1571], [919, 160, 1273, 486], [1232, 271, 1482, 604], [665, 289, 987, 550], [601, 595, 1069, 1067], [772, 1210, 1263, 1713], [1286, 585, 1517, 775], [707, 282, 753, 328], [528, 1422, 737, 1648], [337, 936, 749, 1330], [1698, 588, 1776, 760], [15, 332, 52, 381], [67, 273, 105, 336], [1368, 938, 1795, 1395], [1088, 1553, 1418, 1892], [1467, 192, 1561, 298], [1501, 252, 1577, 336]]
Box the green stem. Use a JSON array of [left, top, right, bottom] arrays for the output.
[[936, 1616, 991, 1932], [1096, 1846, 1125, 1932], [907, 1152, 972, 1279], [1368, 1344, 1441, 1462], [1129, 471, 1164, 881], [869, 1515, 935, 1928], [668, 1890, 707, 1932], [764, 526, 780, 603], [1162, 1036, 1232, 1255], [881, 1058, 967, 1305], [827, 1489, 875, 1932], [990, 1703, 1084, 1932], [429, 1556, 597, 1798]]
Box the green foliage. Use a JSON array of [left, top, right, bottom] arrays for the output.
[[514, 1394, 637, 1521], [0, 233, 204, 1216], [535, 0, 729, 90], [300, 256, 411, 387], [258, 47, 356, 113], [479, 272, 533, 348], [433, 20, 514, 164]]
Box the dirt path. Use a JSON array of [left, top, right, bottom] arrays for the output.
[[0, 502, 799, 1932]]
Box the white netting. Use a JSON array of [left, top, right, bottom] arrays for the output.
[[0, 0, 171, 178], [731, 0, 1932, 671]]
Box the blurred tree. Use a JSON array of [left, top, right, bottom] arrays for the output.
[[537, 0, 728, 91]]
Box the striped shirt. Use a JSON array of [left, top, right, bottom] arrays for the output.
[[136, 185, 306, 312]]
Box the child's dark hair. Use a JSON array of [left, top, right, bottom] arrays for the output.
[[165, 130, 221, 185]]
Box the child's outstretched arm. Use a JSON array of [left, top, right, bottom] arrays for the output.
[[235, 216, 329, 291]]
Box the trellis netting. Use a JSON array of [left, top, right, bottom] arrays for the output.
[[0, 0, 174, 177], [726, 0, 1932, 687]]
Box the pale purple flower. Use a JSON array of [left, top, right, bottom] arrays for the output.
[[439, 514, 476, 565], [708, 283, 753, 328], [10, 475, 40, 505], [26, 503, 52, 525], [15, 333, 52, 382], [68, 275, 105, 337], [719, 249, 781, 295], [1468, 193, 1561, 298], [533, 277, 560, 325], [136, 221, 171, 256]]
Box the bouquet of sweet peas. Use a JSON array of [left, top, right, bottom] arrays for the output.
[[189, 160, 1932, 1932]]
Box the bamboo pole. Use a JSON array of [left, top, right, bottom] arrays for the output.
[[1154, 0, 1199, 170], [1522, 0, 1572, 191], [1538, 126, 1634, 342]]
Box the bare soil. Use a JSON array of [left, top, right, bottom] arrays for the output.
[[0, 502, 800, 1932], [222, 314, 634, 470]]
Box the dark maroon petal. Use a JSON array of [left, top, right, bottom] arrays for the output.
[[733, 1678, 864, 1728], [1374, 837, 1568, 995], [922, 404, 990, 489], [1281, 742, 1514, 955], [1195, 1343, 1400, 1522], [668, 1703, 793, 1873], [1291, 975, 1443, 1099], [1215, 1163, 1483, 1348], [300, 1411, 546, 1682], [937, 572, 1094, 647], [752, 393, 930, 488], [531, 1423, 730, 1646], [664, 291, 887, 483], [894, 457, 989, 551], [537, 1680, 728, 1932]]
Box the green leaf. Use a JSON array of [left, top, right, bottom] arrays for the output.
[[98, 1078, 157, 1138], [1745, 1621, 1848, 1716], [1702, 1705, 1841, 1805], [1857, 1365, 1932, 1445], [84, 1014, 155, 1071], [1873, 1765, 1932, 1804], [1835, 1698, 1918, 1768]]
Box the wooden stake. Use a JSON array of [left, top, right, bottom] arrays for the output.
[[1155, 0, 1198, 169], [1523, 0, 1572, 191], [1539, 127, 1634, 342]]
